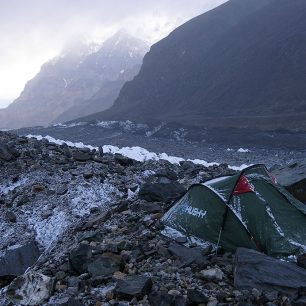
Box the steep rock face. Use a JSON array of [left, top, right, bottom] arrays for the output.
[[0, 31, 148, 128], [89, 0, 306, 131]]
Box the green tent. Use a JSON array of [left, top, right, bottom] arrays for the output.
[[162, 164, 306, 256]]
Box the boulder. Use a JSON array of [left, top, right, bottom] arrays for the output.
[[131, 201, 162, 213], [114, 154, 134, 166], [234, 248, 306, 298], [201, 268, 224, 281], [139, 182, 186, 203], [87, 253, 124, 277], [72, 152, 92, 162], [6, 272, 53, 305], [187, 289, 209, 304], [272, 161, 306, 203], [168, 242, 208, 267], [115, 275, 152, 299], [0, 241, 41, 277], [69, 244, 92, 275], [149, 292, 187, 306], [297, 253, 306, 269], [0, 144, 15, 161]]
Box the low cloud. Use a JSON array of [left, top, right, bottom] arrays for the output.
[[0, 0, 227, 106]]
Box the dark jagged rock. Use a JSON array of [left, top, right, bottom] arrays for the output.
[[0, 144, 15, 161], [73, 152, 92, 162], [114, 154, 134, 166], [69, 245, 92, 275], [0, 241, 40, 277], [87, 253, 124, 277], [115, 275, 153, 299], [273, 161, 306, 203], [5, 210, 17, 222], [187, 289, 209, 304], [297, 253, 306, 269], [139, 182, 186, 202], [168, 242, 208, 267], [149, 292, 187, 306], [234, 248, 306, 298]]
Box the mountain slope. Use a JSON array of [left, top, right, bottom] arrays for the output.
[[0, 32, 148, 129], [84, 0, 306, 131]]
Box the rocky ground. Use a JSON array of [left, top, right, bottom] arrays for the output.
[[15, 121, 306, 168], [1, 131, 306, 306]]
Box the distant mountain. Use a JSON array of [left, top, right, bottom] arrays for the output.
[[82, 0, 306, 131], [0, 31, 148, 128]]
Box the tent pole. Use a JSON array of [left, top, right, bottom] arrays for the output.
[[216, 227, 223, 255]]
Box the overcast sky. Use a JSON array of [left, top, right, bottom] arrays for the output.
[[0, 0, 227, 108]]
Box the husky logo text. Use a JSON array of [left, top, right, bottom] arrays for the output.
[[183, 205, 207, 219]]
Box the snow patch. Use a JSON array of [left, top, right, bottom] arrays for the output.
[[27, 180, 122, 248], [228, 164, 251, 171], [52, 122, 86, 128], [162, 226, 216, 249], [0, 177, 28, 195], [26, 134, 251, 172], [29, 210, 69, 248], [237, 148, 250, 153], [27, 134, 98, 151], [70, 183, 121, 217], [95, 120, 148, 131], [204, 176, 230, 185]]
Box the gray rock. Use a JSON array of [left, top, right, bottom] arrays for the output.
[[293, 296, 306, 306], [201, 268, 224, 281], [187, 289, 209, 304], [87, 253, 124, 277], [139, 182, 186, 202], [264, 290, 279, 302], [234, 248, 306, 298], [149, 292, 187, 306], [6, 210, 17, 222], [272, 161, 306, 203], [6, 272, 53, 305], [132, 201, 162, 213], [297, 253, 306, 269], [57, 185, 68, 195], [15, 195, 30, 207], [41, 209, 53, 219], [115, 154, 134, 166], [69, 244, 92, 275], [168, 242, 208, 267], [83, 172, 93, 179], [73, 152, 92, 162], [48, 297, 83, 306], [115, 275, 153, 299], [67, 276, 80, 288], [0, 241, 41, 276], [55, 271, 66, 280], [175, 236, 188, 244], [0, 144, 15, 161]]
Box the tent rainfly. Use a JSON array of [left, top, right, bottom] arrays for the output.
[[162, 164, 306, 257]]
